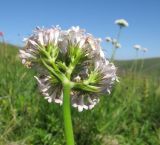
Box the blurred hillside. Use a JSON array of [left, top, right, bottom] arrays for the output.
[[116, 58, 160, 76]]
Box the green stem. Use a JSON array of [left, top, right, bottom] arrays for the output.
[[140, 53, 144, 73], [110, 47, 117, 62], [110, 27, 122, 62], [63, 82, 75, 145], [134, 50, 139, 73]]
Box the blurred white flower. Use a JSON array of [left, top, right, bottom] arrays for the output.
[[110, 38, 121, 48], [115, 43, 121, 48], [115, 19, 129, 27], [19, 26, 117, 111], [111, 38, 118, 45], [142, 48, 148, 53], [133, 44, 142, 51], [105, 37, 112, 42]]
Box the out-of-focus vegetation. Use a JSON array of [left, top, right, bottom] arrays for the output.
[[0, 43, 160, 145], [116, 58, 160, 77]]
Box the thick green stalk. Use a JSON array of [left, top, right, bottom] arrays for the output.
[[63, 82, 75, 145]]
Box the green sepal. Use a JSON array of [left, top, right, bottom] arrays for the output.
[[85, 70, 101, 84], [40, 58, 65, 82], [57, 61, 68, 71]]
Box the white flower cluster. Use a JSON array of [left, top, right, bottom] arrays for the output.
[[105, 37, 121, 48], [133, 44, 148, 52], [115, 19, 129, 27], [19, 26, 117, 112], [142, 48, 148, 52]]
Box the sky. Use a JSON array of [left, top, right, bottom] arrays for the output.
[[0, 0, 160, 59]]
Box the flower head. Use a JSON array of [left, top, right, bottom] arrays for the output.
[[19, 26, 117, 111], [142, 48, 148, 53], [110, 38, 121, 49], [115, 19, 129, 27], [105, 37, 112, 42], [133, 44, 141, 51], [111, 38, 118, 45], [115, 42, 121, 49]]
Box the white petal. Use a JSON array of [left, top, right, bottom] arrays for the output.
[[38, 32, 44, 45], [78, 105, 83, 112]]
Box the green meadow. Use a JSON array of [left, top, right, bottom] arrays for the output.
[[0, 43, 160, 145]]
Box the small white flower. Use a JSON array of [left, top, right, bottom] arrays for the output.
[[142, 48, 148, 53], [19, 50, 36, 59], [45, 97, 52, 103], [111, 38, 118, 45], [115, 19, 129, 27], [73, 75, 81, 82], [133, 44, 142, 51], [34, 76, 63, 105], [115, 43, 121, 48], [110, 38, 121, 49], [105, 37, 112, 42]]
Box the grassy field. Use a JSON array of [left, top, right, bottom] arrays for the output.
[[116, 57, 160, 77], [0, 43, 160, 145]]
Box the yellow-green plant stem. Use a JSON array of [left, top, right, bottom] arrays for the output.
[[63, 82, 75, 145]]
